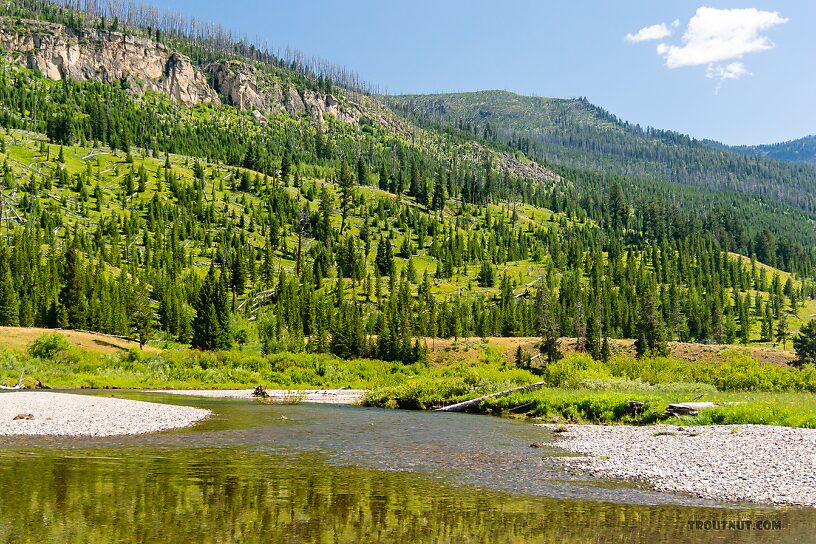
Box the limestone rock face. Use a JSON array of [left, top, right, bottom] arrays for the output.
[[0, 18, 367, 126], [0, 19, 218, 106], [207, 60, 268, 112], [297, 88, 360, 126], [206, 59, 360, 126]]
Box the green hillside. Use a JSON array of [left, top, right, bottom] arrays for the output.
[[0, 0, 813, 374], [388, 90, 816, 215], [731, 134, 816, 165]]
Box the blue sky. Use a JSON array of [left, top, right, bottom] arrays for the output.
[[157, 0, 814, 145]]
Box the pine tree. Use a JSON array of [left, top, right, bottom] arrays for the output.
[[635, 282, 669, 358], [0, 244, 19, 326], [792, 320, 816, 368], [477, 258, 496, 287], [536, 286, 562, 363], [131, 277, 152, 349], [374, 236, 394, 277], [775, 313, 789, 350], [192, 265, 231, 350], [762, 302, 773, 342], [608, 182, 627, 230], [356, 155, 366, 185], [58, 238, 87, 329], [432, 177, 446, 212], [330, 302, 365, 359], [315, 186, 333, 243], [378, 161, 389, 191], [280, 152, 291, 186], [339, 160, 354, 235]]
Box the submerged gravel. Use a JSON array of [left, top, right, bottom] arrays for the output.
[[540, 423, 816, 506], [0, 392, 210, 437]]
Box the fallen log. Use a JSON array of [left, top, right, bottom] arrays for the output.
[[507, 401, 536, 414], [663, 402, 719, 417], [434, 381, 546, 413]]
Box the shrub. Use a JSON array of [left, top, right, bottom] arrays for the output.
[[27, 333, 72, 360], [543, 353, 611, 388]]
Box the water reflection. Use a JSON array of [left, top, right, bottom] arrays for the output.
[[0, 394, 813, 543]]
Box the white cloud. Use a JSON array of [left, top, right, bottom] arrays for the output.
[[657, 7, 788, 69], [625, 22, 673, 43], [628, 7, 787, 87], [706, 61, 751, 81]]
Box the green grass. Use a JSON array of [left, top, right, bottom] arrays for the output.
[[478, 388, 816, 428], [4, 331, 816, 428], [0, 340, 537, 392], [363, 351, 816, 428], [548, 351, 816, 392]]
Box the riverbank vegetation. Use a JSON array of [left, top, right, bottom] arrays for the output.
[[365, 349, 816, 428], [0, 331, 533, 391], [4, 329, 816, 428]]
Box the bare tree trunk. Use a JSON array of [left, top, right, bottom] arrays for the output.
[[0, 370, 24, 390], [434, 381, 546, 413]]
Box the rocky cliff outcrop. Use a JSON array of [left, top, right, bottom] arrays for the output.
[[206, 59, 360, 126], [0, 19, 218, 107], [207, 60, 269, 113], [0, 18, 369, 126]]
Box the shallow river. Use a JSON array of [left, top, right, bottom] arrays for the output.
[[0, 392, 814, 543]]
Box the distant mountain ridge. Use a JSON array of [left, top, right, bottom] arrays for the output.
[[388, 90, 816, 213], [730, 135, 816, 165]]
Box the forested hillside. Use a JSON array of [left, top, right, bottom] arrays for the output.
[[388, 91, 816, 213], [0, 0, 814, 367], [731, 134, 816, 166]]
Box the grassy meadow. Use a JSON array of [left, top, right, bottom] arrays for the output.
[[2, 327, 816, 428]]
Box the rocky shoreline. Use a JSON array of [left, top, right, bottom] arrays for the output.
[[0, 392, 210, 437], [540, 423, 816, 507], [149, 388, 367, 404]]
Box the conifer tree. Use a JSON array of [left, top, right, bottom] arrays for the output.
[[608, 182, 627, 230], [280, 152, 291, 186], [374, 236, 394, 277], [0, 244, 19, 326], [356, 156, 366, 185], [339, 160, 354, 235], [192, 265, 231, 350], [775, 313, 789, 350], [58, 238, 87, 329], [131, 277, 152, 349], [635, 281, 669, 358], [536, 286, 562, 363], [477, 258, 496, 288], [432, 177, 446, 213], [330, 301, 365, 359], [792, 320, 816, 368]]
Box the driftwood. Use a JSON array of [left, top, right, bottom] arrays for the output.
[[0, 371, 24, 390], [434, 381, 546, 413], [663, 402, 719, 417]]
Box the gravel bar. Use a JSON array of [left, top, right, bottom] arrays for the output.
[[540, 423, 816, 506], [148, 389, 367, 404], [0, 391, 210, 437]]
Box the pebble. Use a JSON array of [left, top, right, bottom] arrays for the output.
[[148, 388, 367, 404], [0, 392, 210, 437], [539, 423, 816, 506]]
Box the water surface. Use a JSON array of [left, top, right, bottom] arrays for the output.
[[0, 392, 813, 543]]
